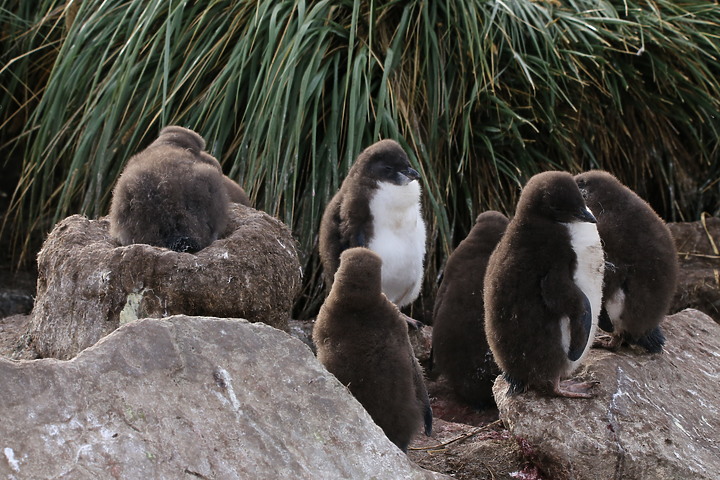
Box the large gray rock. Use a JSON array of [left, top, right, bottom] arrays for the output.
[[668, 217, 720, 323], [0, 315, 447, 479], [27, 204, 301, 359], [494, 309, 720, 480]]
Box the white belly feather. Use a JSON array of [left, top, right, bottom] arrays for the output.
[[563, 218, 605, 373], [367, 181, 426, 307]]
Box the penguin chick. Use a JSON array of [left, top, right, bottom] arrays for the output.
[[484, 171, 605, 398], [432, 211, 509, 408], [197, 149, 252, 207], [109, 126, 229, 253], [318, 139, 426, 308], [575, 170, 679, 353], [312, 247, 432, 452], [221, 175, 252, 207]]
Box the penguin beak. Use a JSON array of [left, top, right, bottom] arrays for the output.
[[404, 167, 421, 182], [576, 206, 597, 223]]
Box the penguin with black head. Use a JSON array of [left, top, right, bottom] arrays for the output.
[[484, 171, 605, 398], [319, 139, 426, 309], [313, 247, 432, 452], [432, 210, 509, 407], [575, 170, 678, 353], [109, 126, 229, 253]]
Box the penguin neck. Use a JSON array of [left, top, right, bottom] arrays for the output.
[[369, 181, 421, 228]]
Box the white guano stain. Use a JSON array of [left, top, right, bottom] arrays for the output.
[[4, 447, 20, 472]]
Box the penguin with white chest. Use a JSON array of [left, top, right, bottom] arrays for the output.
[[484, 171, 605, 398], [312, 247, 433, 452], [319, 139, 426, 308], [575, 170, 678, 353]]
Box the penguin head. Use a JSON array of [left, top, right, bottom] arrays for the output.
[[153, 126, 206, 154], [332, 247, 383, 300], [355, 139, 421, 187], [197, 151, 223, 172], [575, 169, 622, 207], [519, 171, 597, 224]]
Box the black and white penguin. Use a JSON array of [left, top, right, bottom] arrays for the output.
[[575, 170, 679, 353], [318, 139, 426, 308], [431, 210, 509, 407], [484, 171, 605, 398], [312, 247, 432, 452], [109, 126, 229, 253]]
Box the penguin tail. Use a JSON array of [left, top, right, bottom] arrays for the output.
[[423, 403, 433, 436], [503, 373, 526, 396], [169, 236, 200, 253], [632, 325, 666, 353]]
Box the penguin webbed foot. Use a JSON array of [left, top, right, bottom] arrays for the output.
[[553, 378, 599, 398], [402, 313, 424, 331], [593, 333, 622, 350]]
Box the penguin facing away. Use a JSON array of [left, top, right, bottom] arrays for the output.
[[196, 150, 252, 207], [109, 126, 229, 253], [318, 139, 426, 308], [484, 171, 605, 398], [575, 170, 679, 353], [312, 247, 432, 452], [431, 210, 509, 407]]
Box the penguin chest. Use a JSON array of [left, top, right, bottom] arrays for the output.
[[367, 182, 427, 306], [563, 221, 605, 367]]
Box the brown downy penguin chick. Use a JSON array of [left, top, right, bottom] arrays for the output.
[[575, 170, 679, 353], [318, 139, 426, 309], [109, 126, 229, 253], [196, 150, 252, 207], [484, 171, 605, 398], [222, 175, 251, 207], [431, 211, 509, 408], [312, 247, 432, 452]]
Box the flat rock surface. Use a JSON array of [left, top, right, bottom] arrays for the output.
[[494, 309, 720, 480], [0, 315, 447, 479]]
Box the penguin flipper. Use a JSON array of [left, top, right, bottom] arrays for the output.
[[567, 291, 592, 361], [598, 308, 614, 333], [410, 353, 433, 436]]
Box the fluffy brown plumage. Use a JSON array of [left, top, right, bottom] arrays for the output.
[[431, 211, 508, 407], [312, 247, 432, 452], [196, 150, 251, 207], [109, 126, 229, 253], [575, 170, 679, 353], [484, 171, 605, 398], [221, 175, 251, 207]]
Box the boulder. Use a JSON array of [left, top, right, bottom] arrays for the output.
[[668, 217, 720, 323], [0, 315, 447, 479], [494, 309, 720, 480], [0, 269, 36, 319], [26, 204, 301, 359]]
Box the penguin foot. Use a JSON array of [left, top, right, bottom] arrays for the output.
[[593, 333, 621, 350], [553, 378, 599, 398], [401, 313, 424, 331]]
